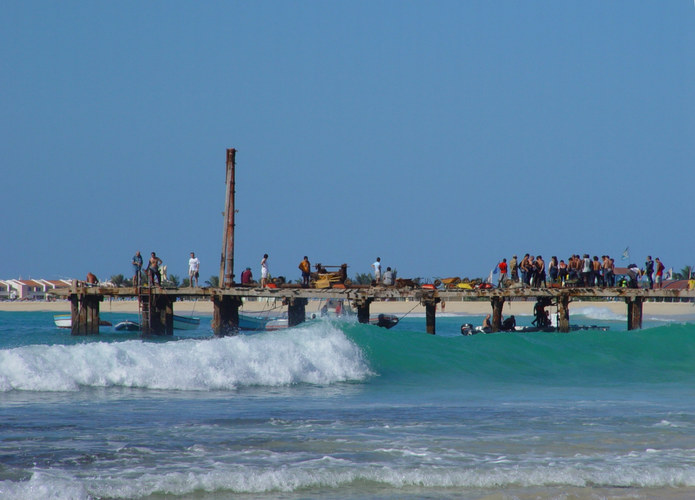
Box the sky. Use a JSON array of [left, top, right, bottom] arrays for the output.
[[2, 1, 694, 283]]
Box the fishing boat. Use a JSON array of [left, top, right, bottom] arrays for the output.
[[173, 315, 200, 330], [262, 300, 399, 331], [113, 320, 141, 332], [460, 323, 608, 335], [239, 313, 273, 331], [53, 314, 71, 328], [265, 313, 398, 331], [53, 314, 112, 329]]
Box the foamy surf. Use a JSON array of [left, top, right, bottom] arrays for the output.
[[5, 456, 695, 500], [572, 306, 626, 322], [0, 323, 371, 392]]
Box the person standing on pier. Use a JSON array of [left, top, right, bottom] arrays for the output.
[[644, 256, 655, 289], [132, 251, 143, 286], [261, 254, 269, 287], [299, 256, 311, 288], [655, 257, 665, 289], [188, 252, 200, 288], [148, 252, 162, 287], [372, 257, 382, 284], [497, 258, 508, 288], [509, 255, 519, 282]]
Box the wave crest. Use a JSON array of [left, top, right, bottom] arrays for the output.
[[0, 323, 371, 392]]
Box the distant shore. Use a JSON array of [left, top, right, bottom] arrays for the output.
[[2, 298, 694, 318]]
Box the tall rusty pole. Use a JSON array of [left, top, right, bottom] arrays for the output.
[[219, 148, 236, 288]]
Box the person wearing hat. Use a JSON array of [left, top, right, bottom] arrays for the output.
[[241, 267, 253, 285]]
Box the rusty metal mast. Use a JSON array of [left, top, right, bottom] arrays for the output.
[[219, 148, 236, 288]]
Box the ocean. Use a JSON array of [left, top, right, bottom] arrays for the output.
[[2, 305, 695, 499]]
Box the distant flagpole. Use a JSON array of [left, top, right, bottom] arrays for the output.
[[621, 247, 629, 261]]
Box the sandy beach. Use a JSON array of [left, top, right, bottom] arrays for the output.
[[2, 297, 693, 318]]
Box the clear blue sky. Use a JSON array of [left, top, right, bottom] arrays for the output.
[[2, 1, 694, 283]]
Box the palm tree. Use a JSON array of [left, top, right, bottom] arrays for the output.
[[205, 276, 220, 288], [110, 274, 125, 287], [353, 273, 373, 285], [673, 266, 692, 280], [168, 274, 180, 287]]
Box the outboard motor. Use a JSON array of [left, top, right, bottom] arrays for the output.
[[460, 323, 475, 336]]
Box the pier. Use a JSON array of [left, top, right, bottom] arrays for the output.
[[48, 148, 695, 335], [51, 283, 695, 335]]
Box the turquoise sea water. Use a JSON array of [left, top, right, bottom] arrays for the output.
[[2, 306, 695, 499]]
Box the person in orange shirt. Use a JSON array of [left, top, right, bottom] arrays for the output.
[[299, 256, 311, 288]]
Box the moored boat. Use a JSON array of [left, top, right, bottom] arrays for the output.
[[114, 320, 141, 332], [239, 313, 272, 331], [53, 314, 112, 329], [173, 315, 200, 330], [54, 314, 71, 328]]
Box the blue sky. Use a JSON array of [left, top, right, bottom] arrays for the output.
[[2, 1, 694, 283]]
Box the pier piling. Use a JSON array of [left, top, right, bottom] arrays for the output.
[[422, 296, 440, 334], [557, 294, 570, 333], [626, 296, 644, 330], [288, 298, 308, 327], [70, 293, 101, 335], [490, 296, 505, 333], [354, 298, 372, 325], [212, 295, 242, 336]]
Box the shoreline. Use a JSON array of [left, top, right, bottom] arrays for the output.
[[2, 298, 693, 318]]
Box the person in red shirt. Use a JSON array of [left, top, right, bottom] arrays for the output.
[[498, 258, 508, 288], [655, 257, 665, 289]]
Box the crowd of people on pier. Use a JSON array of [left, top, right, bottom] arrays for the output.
[[496, 254, 667, 289], [119, 250, 668, 292]]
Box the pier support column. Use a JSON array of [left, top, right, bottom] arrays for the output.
[[288, 298, 308, 327], [557, 294, 570, 333], [626, 296, 643, 331], [70, 293, 101, 335], [212, 295, 242, 336], [143, 294, 175, 335], [423, 297, 440, 335], [353, 298, 372, 324], [490, 296, 505, 333]]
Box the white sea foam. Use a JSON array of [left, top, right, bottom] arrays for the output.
[[0, 323, 371, 392], [6, 460, 695, 499], [574, 306, 695, 324], [572, 306, 626, 321]]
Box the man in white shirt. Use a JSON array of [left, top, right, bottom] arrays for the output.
[[188, 252, 200, 287], [372, 257, 382, 284]]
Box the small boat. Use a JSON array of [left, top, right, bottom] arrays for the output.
[[460, 323, 609, 335], [114, 320, 141, 332], [264, 310, 399, 331], [239, 313, 273, 331], [54, 314, 112, 329], [173, 314, 200, 330], [54, 314, 71, 328], [265, 316, 289, 331]]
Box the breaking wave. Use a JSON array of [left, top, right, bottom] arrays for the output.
[[0, 323, 371, 392]]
